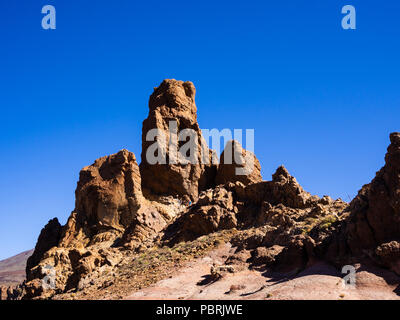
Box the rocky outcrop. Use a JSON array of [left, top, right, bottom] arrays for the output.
[[70, 149, 143, 237], [140, 79, 217, 202], [57, 149, 172, 249], [24, 245, 124, 299], [164, 164, 347, 268], [326, 133, 400, 267], [166, 164, 347, 272], [23, 149, 183, 299], [15, 77, 400, 300], [215, 140, 262, 186], [223, 175, 346, 273], [120, 196, 185, 249], [233, 166, 317, 208], [165, 186, 239, 243], [26, 218, 62, 279], [228, 132, 400, 273]]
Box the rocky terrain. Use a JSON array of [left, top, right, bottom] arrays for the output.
[[2, 79, 400, 300]]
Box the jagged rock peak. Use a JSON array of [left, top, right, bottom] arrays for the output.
[[149, 79, 197, 118], [272, 165, 291, 180], [216, 140, 262, 186], [26, 218, 62, 280]]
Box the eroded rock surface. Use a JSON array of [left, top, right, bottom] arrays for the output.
[[23, 149, 183, 299], [164, 164, 347, 274], [140, 79, 217, 202], [215, 140, 262, 186]]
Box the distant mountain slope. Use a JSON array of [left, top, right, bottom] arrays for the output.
[[0, 249, 33, 286]]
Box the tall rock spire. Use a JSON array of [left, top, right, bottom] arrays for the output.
[[140, 79, 217, 202]]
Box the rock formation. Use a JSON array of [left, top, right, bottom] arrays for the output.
[[140, 79, 217, 202], [164, 185, 239, 243], [26, 218, 62, 277], [8, 79, 400, 300], [222, 132, 400, 274], [215, 140, 262, 186], [325, 132, 400, 268], [23, 148, 183, 298], [166, 165, 347, 272]]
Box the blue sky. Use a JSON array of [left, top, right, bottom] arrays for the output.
[[0, 0, 399, 260]]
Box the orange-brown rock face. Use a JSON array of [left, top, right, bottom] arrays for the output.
[[140, 79, 217, 202], [52, 149, 146, 250], [23, 149, 183, 298], [23, 150, 144, 297], [215, 140, 262, 186], [237, 165, 316, 208], [73, 149, 142, 235]]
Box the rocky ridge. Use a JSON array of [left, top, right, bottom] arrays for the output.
[[2, 79, 400, 300]]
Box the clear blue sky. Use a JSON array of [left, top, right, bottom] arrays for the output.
[[0, 0, 399, 260]]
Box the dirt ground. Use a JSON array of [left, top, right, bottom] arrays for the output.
[[125, 243, 400, 300]]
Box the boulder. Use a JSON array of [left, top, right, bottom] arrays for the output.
[[71, 149, 143, 236]]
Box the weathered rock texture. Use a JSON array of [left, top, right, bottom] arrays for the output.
[[23, 148, 183, 299], [221, 132, 400, 274], [165, 165, 347, 273], [215, 140, 262, 186], [140, 79, 217, 202], [72, 149, 142, 235]]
